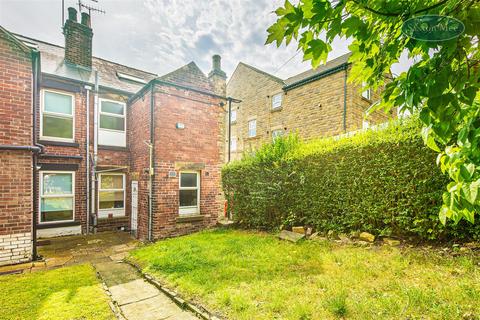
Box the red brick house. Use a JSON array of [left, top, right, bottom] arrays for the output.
[[0, 8, 226, 266]]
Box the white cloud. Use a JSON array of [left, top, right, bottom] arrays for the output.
[[0, 0, 352, 79]]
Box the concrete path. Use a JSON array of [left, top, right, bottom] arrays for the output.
[[95, 260, 198, 320]]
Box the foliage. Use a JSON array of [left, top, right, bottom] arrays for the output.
[[131, 229, 480, 320], [266, 0, 480, 224], [223, 118, 480, 240], [0, 264, 114, 320]]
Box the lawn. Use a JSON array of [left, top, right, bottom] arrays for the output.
[[130, 229, 480, 320], [0, 264, 114, 320]]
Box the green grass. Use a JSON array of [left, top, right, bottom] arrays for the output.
[[130, 229, 480, 320], [0, 264, 114, 320]]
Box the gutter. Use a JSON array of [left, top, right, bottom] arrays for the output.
[[283, 63, 350, 92], [0, 145, 42, 152], [129, 78, 228, 105]]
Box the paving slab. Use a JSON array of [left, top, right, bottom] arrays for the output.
[[120, 295, 198, 320], [95, 261, 140, 286], [109, 279, 159, 306]]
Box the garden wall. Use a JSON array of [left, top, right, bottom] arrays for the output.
[[222, 119, 480, 241]]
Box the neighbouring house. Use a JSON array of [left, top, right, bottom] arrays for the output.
[[226, 54, 395, 160], [0, 7, 226, 266]]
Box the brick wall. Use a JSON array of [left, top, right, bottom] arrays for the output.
[[129, 83, 224, 240], [128, 90, 151, 240], [226, 63, 395, 160], [35, 79, 132, 235], [0, 29, 33, 264], [63, 12, 93, 68]]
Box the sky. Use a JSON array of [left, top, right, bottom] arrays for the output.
[[0, 0, 402, 80]]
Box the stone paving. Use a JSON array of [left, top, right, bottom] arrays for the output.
[[0, 231, 199, 320]]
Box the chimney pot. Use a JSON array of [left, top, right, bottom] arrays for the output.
[[208, 54, 227, 96], [67, 7, 78, 22], [81, 12, 91, 27], [212, 54, 221, 72]]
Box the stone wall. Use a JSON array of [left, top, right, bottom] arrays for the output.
[[226, 63, 395, 161]]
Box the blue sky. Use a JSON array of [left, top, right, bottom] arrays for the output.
[[0, 0, 403, 79]]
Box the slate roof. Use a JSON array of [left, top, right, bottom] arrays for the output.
[[157, 61, 215, 94], [284, 53, 351, 87], [13, 34, 158, 94], [233, 52, 351, 89]]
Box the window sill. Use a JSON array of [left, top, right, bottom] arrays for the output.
[[38, 140, 79, 148], [246, 135, 260, 140], [97, 216, 129, 222], [37, 221, 80, 229], [361, 97, 372, 103], [98, 145, 128, 151], [177, 214, 204, 223], [271, 107, 283, 112]]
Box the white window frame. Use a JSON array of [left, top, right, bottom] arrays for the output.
[[248, 119, 257, 138], [362, 82, 372, 100], [179, 171, 200, 215], [230, 109, 237, 123], [98, 173, 126, 218], [39, 171, 75, 224], [230, 136, 237, 152], [272, 93, 283, 110], [40, 89, 75, 142], [99, 98, 127, 147]]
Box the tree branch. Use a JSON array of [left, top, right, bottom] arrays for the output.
[[349, 0, 451, 17]]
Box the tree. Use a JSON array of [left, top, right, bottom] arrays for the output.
[[266, 0, 479, 224]]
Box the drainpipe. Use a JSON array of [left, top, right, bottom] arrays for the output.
[[92, 70, 99, 230], [85, 85, 92, 234], [147, 83, 155, 242], [31, 50, 43, 261], [227, 98, 232, 162], [343, 65, 348, 133]]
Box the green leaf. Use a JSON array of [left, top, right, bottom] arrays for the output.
[[421, 126, 440, 152]]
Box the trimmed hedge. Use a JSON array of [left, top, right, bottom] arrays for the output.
[[222, 118, 480, 241]]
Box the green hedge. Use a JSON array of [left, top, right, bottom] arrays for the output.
[[222, 118, 480, 241]]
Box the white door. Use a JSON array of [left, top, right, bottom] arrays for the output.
[[131, 181, 138, 235]]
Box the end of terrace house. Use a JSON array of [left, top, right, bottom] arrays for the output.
[[0, 7, 228, 266]]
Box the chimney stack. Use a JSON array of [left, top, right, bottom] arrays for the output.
[[63, 7, 93, 68], [208, 54, 227, 96]]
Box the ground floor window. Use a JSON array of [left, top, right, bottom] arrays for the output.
[[179, 171, 200, 215], [98, 173, 125, 218], [40, 171, 74, 223]]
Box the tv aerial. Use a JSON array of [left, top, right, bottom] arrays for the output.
[[77, 0, 106, 16]]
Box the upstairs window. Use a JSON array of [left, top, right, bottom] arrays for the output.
[[98, 173, 125, 218], [362, 82, 372, 100], [272, 93, 282, 110], [179, 172, 200, 215], [41, 90, 74, 141], [99, 99, 126, 147], [40, 172, 74, 223], [230, 110, 237, 123], [248, 119, 257, 138]]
